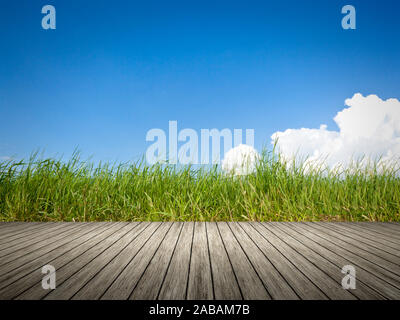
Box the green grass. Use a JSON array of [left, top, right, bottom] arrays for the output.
[[0, 150, 399, 222]]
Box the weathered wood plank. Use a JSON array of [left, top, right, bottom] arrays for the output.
[[70, 222, 157, 300], [239, 222, 327, 300], [0, 223, 83, 257], [335, 222, 400, 248], [207, 222, 242, 300], [43, 223, 141, 300], [0, 223, 53, 243], [0, 223, 88, 268], [186, 222, 213, 300], [0, 222, 113, 299], [309, 223, 400, 267], [282, 222, 399, 299], [0, 222, 398, 300], [292, 223, 400, 291], [355, 223, 400, 239], [158, 222, 193, 300], [217, 223, 270, 300], [257, 222, 355, 300], [0, 222, 36, 233], [15, 222, 132, 300], [228, 222, 299, 300], [130, 223, 183, 300], [313, 222, 400, 260], [375, 222, 400, 232], [100, 223, 172, 300], [267, 222, 382, 300]]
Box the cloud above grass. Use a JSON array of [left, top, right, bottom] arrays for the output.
[[222, 144, 260, 175], [271, 93, 400, 170]]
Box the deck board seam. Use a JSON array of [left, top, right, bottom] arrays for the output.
[[12, 222, 128, 300], [156, 223, 185, 300], [97, 222, 163, 300], [127, 223, 175, 300], [0, 222, 112, 292], [215, 222, 244, 300], [291, 223, 400, 291], [204, 222, 215, 300], [68, 222, 145, 300], [270, 222, 361, 300], [0, 223, 91, 268], [251, 222, 330, 300], [226, 222, 272, 300], [312, 222, 400, 258], [237, 222, 301, 300], [306, 223, 400, 274], [184, 222, 195, 300], [42, 222, 136, 300], [281, 222, 390, 300]]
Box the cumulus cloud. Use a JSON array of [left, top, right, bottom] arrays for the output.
[[222, 144, 260, 175], [0, 156, 12, 161], [271, 93, 400, 171]]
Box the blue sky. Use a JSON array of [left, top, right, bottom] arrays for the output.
[[1, 0, 400, 163]]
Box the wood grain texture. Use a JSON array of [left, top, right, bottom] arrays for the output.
[[0, 222, 399, 300]]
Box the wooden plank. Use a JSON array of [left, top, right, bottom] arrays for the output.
[[15, 222, 133, 300], [282, 222, 399, 299], [355, 223, 400, 238], [340, 223, 400, 244], [375, 222, 400, 233], [70, 222, 159, 300], [158, 222, 194, 300], [228, 222, 299, 300], [217, 223, 270, 300], [322, 222, 400, 249], [388, 222, 400, 227], [0, 222, 398, 300], [100, 223, 172, 300], [266, 222, 381, 300], [0, 222, 21, 229], [130, 223, 183, 300], [0, 223, 111, 290], [0, 223, 82, 257], [186, 222, 213, 300], [257, 222, 355, 300], [206, 222, 242, 300], [0, 223, 88, 268], [43, 223, 142, 300], [0, 223, 98, 275], [239, 222, 326, 300], [309, 223, 400, 268], [0, 222, 114, 299], [0, 222, 35, 233], [315, 223, 400, 257], [293, 223, 400, 291], [0, 223, 67, 251], [0, 223, 52, 242]]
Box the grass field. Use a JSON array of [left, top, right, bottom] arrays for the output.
[[0, 151, 399, 222]]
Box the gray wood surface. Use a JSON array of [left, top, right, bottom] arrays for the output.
[[0, 222, 399, 300], [186, 222, 213, 300]]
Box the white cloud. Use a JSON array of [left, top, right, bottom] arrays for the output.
[[222, 144, 260, 176], [0, 156, 12, 161], [271, 93, 400, 171]]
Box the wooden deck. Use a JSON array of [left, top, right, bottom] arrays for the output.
[[0, 222, 399, 300]]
